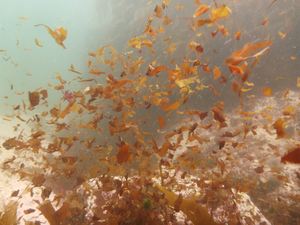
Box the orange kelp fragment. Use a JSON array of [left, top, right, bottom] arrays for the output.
[[35, 38, 43, 47], [210, 4, 231, 21], [155, 184, 221, 225], [239, 180, 257, 193], [28, 91, 40, 109], [37, 200, 69, 225], [103, 78, 134, 93], [158, 25, 165, 33], [154, 5, 163, 18], [234, 31, 242, 40], [40, 89, 48, 100], [213, 67, 221, 80], [116, 144, 130, 164], [96, 45, 118, 61], [282, 105, 296, 117], [194, 0, 201, 5], [35, 24, 67, 49], [281, 147, 300, 164], [175, 5, 184, 10], [18, 17, 29, 20], [0, 201, 18, 225], [283, 88, 289, 101], [189, 20, 196, 31], [87, 60, 99, 68], [55, 85, 64, 90], [278, 31, 286, 39], [146, 65, 167, 76], [128, 35, 146, 49], [163, 16, 173, 26], [163, 101, 180, 115], [88, 52, 96, 57], [261, 88, 272, 97], [211, 24, 229, 37], [15, 91, 25, 95], [209, 85, 220, 96], [262, 18, 268, 26], [212, 106, 225, 125], [163, 42, 176, 53], [193, 5, 211, 18], [225, 38, 273, 75], [297, 78, 300, 87], [273, 118, 288, 139], [158, 115, 166, 128], [181, 62, 197, 76], [189, 41, 203, 54], [162, 0, 171, 8], [267, 0, 277, 9], [163, 94, 184, 116], [89, 69, 106, 75], [68, 64, 82, 74]]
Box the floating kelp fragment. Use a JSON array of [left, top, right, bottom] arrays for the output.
[[146, 65, 167, 76], [163, 94, 184, 116], [0, 201, 18, 225], [155, 184, 221, 225], [28, 91, 40, 109], [88, 52, 96, 57], [235, 31, 242, 40], [35, 38, 43, 47], [225, 38, 273, 77], [24, 208, 36, 215], [175, 76, 198, 88], [37, 200, 69, 225], [163, 16, 173, 26], [175, 5, 184, 10], [189, 41, 203, 54], [282, 105, 296, 117], [209, 85, 220, 96], [162, 0, 171, 9], [262, 87, 272, 96], [262, 17, 268, 26], [154, 4, 163, 18], [254, 165, 264, 174], [281, 147, 300, 164], [11, 190, 19, 197], [221, 130, 241, 137], [297, 78, 300, 87], [278, 31, 286, 39], [116, 143, 130, 164], [35, 24, 67, 49], [2, 138, 21, 150], [193, 5, 211, 18], [163, 42, 176, 53], [158, 115, 166, 128], [212, 67, 221, 80], [68, 64, 82, 74], [41, 187, 52, 201], [210, 4, 231, 21], [267, 0, 277, 9], [273, 118, 289, 139], [212, 106, 225, 125], [18, 17, 29, 20], [218, 140, 225, 149]]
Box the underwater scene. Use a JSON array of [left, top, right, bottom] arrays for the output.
[[0, 0, 300, 224]]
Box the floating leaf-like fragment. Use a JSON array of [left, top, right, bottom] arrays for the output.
[[281, 147, 300, 164], [193, 5, 211, 18], [35, 24, 67, 49]]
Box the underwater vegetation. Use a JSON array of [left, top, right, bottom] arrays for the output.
[[0, 0, 300, 224]]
